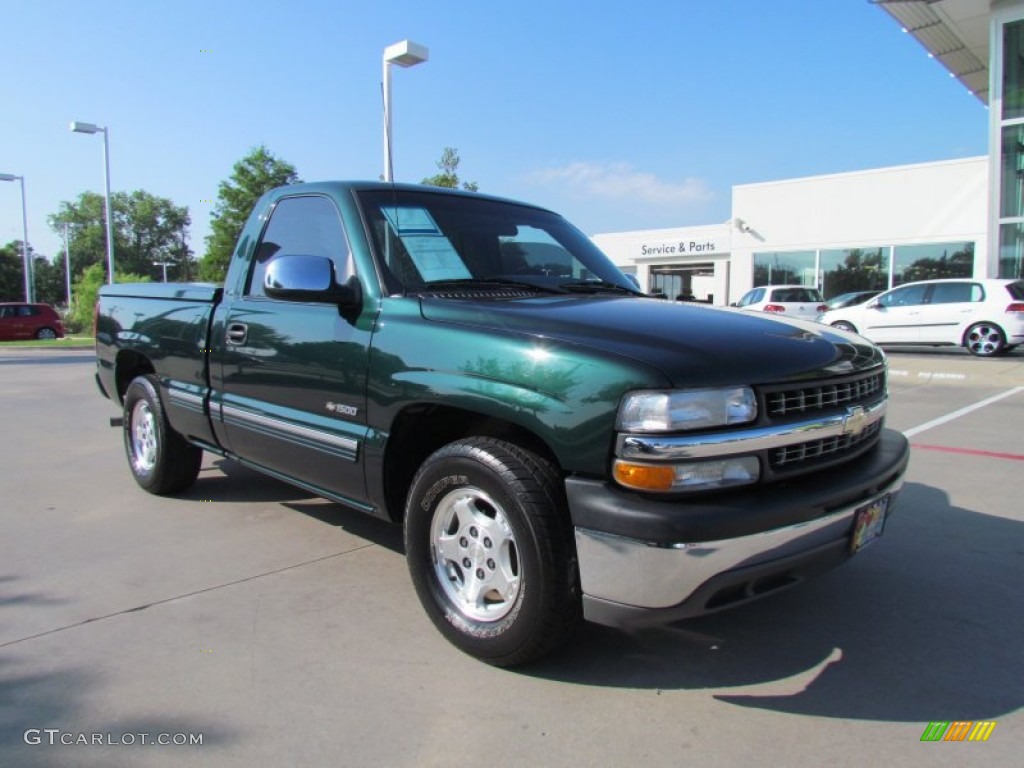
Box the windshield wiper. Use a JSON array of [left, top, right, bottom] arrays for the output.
[[418, 277, 565, 294], [558, 279, 639, 295]]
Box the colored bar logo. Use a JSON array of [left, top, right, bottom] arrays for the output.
[[920, 721, 997, 742]]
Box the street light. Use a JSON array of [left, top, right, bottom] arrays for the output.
[[70, 120, 115, 284], [0, 172, 32, 302], [382, 40, 428, 182], [153, 260, 173, 282]]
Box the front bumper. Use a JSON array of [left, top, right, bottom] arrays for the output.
[[567, 428, 909, 628]]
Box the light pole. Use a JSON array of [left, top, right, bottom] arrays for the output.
[[63, 223, 72, 310], [70, 120, 115, 284], [153, 261, 173, 282], [382, 40, 428, 182], [0, 172, 32, 302]]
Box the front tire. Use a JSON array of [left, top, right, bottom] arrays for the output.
[[404, 438, 580, 667], [123, 375, 202, 494], [35, 327, 58, 340], [964, 322, 1006, 357]]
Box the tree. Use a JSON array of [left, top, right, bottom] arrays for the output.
[[48, 191, 191, 282], [33, 256, 68, 308], [200, 145, 301, 283], [0, 240, 29, 302], [68, 263, 150, 333], [422, 147, 478, 192]]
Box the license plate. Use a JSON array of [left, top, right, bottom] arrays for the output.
[[850, 494, 890, 553]]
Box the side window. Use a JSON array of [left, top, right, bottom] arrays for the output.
[[879, 284, 928, 308], [19, 305, 38, 317], [247, 196, 353, 298], [737, 288, 763, 307], [929, 282, 979, 304], [0, 306, 16, 318]]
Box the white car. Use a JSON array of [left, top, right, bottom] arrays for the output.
[[734, 285, 826, 321], [820, 278, 1024, 357]]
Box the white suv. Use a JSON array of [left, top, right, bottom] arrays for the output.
[[734, 285, 826, 321], [820, 278, 1024, 357]]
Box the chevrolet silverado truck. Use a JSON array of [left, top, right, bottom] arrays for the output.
[[95, 181, 909, 666]]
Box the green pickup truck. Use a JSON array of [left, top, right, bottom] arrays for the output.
[[95, 181, 909, 666]]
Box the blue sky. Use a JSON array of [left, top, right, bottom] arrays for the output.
[[1, 0, 989, 265]]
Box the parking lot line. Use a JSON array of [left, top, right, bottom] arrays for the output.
[[902, 386, 1024, 438], [910, 444, 1024, 462]]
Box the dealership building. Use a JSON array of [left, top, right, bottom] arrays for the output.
[[593, 0, 1024, 304]]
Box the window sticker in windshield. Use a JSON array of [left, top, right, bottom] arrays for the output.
[[382, 206, 471, 281]]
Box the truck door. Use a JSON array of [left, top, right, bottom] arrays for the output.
[[215, 194, 372, 509]]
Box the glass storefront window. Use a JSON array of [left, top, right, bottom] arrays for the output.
[[1000, 124, 1024, 218], [1004, 20, 1024, 120], [892, 242, 974, 286], [753, 251, 815, 287], [999, 223, 1024, 279], [818, 247, 889, 299]]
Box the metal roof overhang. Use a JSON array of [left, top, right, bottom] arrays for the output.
[[872, 0, 991, 103]]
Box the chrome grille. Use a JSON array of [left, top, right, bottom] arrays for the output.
[[771, 419, 882, 468], [766, 371, 885, 418]]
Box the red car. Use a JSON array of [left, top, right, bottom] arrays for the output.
[[0, 302, 65, 340]]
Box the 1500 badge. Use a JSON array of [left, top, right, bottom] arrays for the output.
[[326, 402, 358, 417]]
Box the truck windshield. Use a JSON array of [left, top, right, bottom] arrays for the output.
[[356, 188, 638, 296]]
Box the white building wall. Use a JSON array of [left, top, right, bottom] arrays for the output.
[[729, 156, 989, 301], [591, 156, 990, 305]]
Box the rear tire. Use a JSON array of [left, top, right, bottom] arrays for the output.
[[123, 375, 203, 494], [964, 323, 1006, 357], [404, 437, 580, 667]]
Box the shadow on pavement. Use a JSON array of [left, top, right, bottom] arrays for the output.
[[527, 481, 1022, 724]]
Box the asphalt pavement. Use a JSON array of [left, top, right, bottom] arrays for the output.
[[0, 347, 1021, 767]]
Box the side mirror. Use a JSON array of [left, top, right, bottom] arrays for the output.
[[866, 299, 882, 310], [264, 255, 362, 310]]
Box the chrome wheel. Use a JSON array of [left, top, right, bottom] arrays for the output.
[[965, 323, 1005, 357], [130, 399, 158, 474], [430, 487, 520, 622]]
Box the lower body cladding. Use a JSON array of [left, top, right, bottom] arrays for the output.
[[567, 429, 910, 628]]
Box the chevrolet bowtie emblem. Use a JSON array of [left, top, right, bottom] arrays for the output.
[[843, 405, 867, 437]]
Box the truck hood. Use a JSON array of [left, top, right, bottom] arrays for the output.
[[419, 296, 884, 386]]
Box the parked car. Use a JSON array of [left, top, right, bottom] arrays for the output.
[[820, 278, 1024, 356], [0, 302, 65, 341], [823, 290, 882, 311], [734, 285, 827, 321]]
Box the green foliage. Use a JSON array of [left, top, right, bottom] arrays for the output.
[[422, 147, 479, 192], [32, 256, 68, 308], [69, 263, 150, 331], [0, 240, 27, 302], [48, 190, 191, 283], [200, 145, 300, 283]]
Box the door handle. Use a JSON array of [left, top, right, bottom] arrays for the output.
[[226, 322, 248, 345]]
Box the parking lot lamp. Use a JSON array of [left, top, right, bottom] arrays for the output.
[[382, 40, 428, 182], [70, 120, 115, 284], [0, 172, 32, 302]]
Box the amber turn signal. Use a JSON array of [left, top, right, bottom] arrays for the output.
[[613, 461, 675, 491]]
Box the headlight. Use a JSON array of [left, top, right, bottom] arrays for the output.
[[616, 387, 757, 432]]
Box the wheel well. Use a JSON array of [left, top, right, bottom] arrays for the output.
[[962, 320, 1005, 343], [114, 350, 156, 401], [831, 320, 858, 333], [382, 404, 561, 523]]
